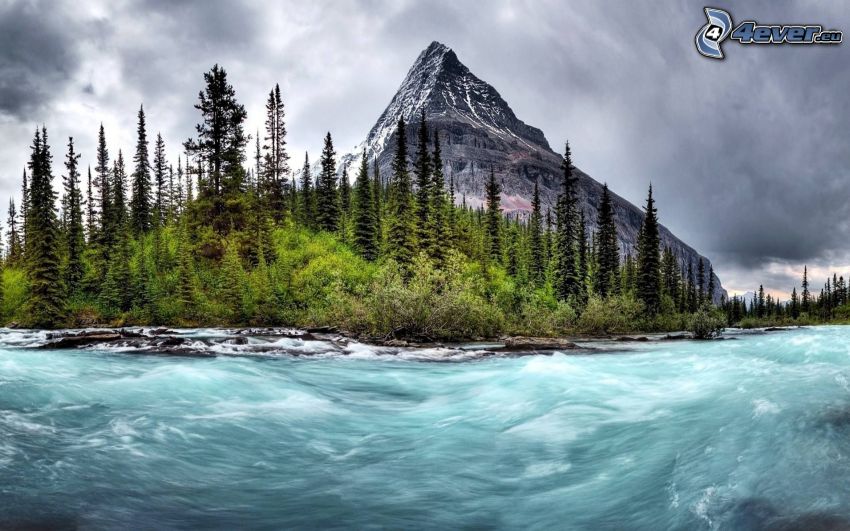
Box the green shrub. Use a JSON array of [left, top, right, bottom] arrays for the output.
[[577, 294, 645, 335], [689, 306, 725, 339]]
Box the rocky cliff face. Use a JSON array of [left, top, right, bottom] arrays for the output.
[[339, 41, 726, 302]]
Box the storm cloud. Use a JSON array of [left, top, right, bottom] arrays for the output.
[[0, 0, 848, 296]]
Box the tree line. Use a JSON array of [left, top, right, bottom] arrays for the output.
[[3, 64, 720, 335]]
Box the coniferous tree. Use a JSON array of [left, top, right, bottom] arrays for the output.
[[21, 169, 29, 252], [353, 153, 378, 260], [339, 166, 351, 216], [413, 110, 433, 253], [790, 287, 800, 318], [262, 83, 290, 221], [130, 105, 152, 234], [112, 150, 128, 229], [372, 157, 383, 248], [636, 184, 661, 314], [429, 131, 449, 262], [555, 142, 579, 301], [298, 152, 314, 227], [94, 124, 112, 263], [85, 167, 96, 242], [183, 64, 248, 232], [6, 200, 22, 264], [484, 167, 501, 262], [152, 133, 167, 228], [387, 117, 416, 268], [316, 132, 339, 232], [25, 127, 64, 327], [801, 266, 811, 314], [529, 179, 544, 285], [62, 137, 85, 295]]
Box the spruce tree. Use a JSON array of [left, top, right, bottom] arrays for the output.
[[152, 133, 167, 228], [801, 266, 811, 314], [130, 105, 152, 234], [353, 153, 378, 260], [316, 132, 339, 232], [529, 179, 544, 285], [484, 167, 501, 262], [555, 142, 579, 301], [636, 184, 661, 314], [6, 200, 22, 264], [85, 167, 96, 242], [595, 183, 619, 297], [413, 110, 433, 253], [262, 83, 290, 221], [429, 131, 449, 262], [298, 153, 314, 228], [386, 117, 416, 267], [62, 137, 85, 295], [94, 124, 112, 261], [25, 127, 64, 327], [340, 166, 351, 216], [183, 64, 248, 231]]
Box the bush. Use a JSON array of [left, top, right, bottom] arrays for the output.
[[689, 306, 725, 339], [363, 253, 503, 340], [577, 294, 645, 335]]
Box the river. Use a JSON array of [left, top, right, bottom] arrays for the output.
[[2, 326, 850, 529]]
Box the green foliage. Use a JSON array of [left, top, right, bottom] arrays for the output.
[[578, 294, 645, 335], [689, 305, 725, 339]]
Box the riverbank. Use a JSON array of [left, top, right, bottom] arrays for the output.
[[16, 324, 804, 360]]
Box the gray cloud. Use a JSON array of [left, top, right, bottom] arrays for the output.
[[0, 1, 81, 118], [0, 0, 848, 295]]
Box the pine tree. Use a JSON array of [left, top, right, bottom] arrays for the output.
[[636, 184, 661, 314], [594, 184, 619, 298], [353, 153, 378, 260], [339, 166, 351, 216], [315, 133, 339, 232], [25, 127, 64, 327], [801, 266, 811, 314], [6, 199, 22, 264], [484, 167, 501, 262], [413, 110, 433, 253], [152, 133, 167, 228], [94, 124, 112, 261], [429, 131, 449, 263], [790, 287, 800, 319], [529, 179, 544, 285], [262, 83, 290, 221], [130, 105, 152, 234], [386, 117, 416, 268], [555, 142, 579, 301], [85, 167, 96, 242], [112, 150, 128, 229], [183, 64, 248, 232], [62, 137, 85, 295], [298, 152, 315, 228]]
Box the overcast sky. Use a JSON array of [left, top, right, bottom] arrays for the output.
[[0, 0, 848, 296]]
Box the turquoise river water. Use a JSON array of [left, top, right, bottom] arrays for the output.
[[2, 326, 850, 529]]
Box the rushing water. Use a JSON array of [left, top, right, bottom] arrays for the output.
[[2, 327, 850, 529]]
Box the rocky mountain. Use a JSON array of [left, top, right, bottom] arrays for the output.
[[337, 41, 726, 302]]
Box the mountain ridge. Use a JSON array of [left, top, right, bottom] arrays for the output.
[[324, 41, 726, 302]]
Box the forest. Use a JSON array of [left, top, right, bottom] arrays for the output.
[[2, 64, 830, 340]]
